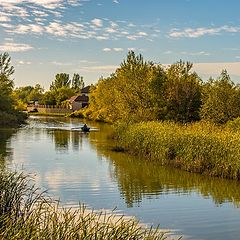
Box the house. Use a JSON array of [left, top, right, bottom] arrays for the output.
[[81, 85, 91, 96], [68, 86, 91, 111]]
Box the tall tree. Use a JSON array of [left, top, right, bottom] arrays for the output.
[[201, 70, 240, 123], [72, 74, 84, 93], [0, 53, 14, 111], [50, 73, 70, 91], [164, 60, 202, 122]]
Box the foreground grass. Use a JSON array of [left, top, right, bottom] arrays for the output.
[[0, 170, 169, 240], [115, 121, 240, 180]]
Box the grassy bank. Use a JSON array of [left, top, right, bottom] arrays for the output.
[[115, 121, 240, 180], [0, 169, 168, 240]]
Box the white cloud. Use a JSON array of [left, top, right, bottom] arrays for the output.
[[0, 15, 11, 22], [79, 65, 118, 73], [113, 47, 123, 52], [127, 35, 137, 40], [91, 18, 103, 27], [0, 42, 33, 52], [138, 31, 148, 36], [181, 51, 210, 56], [113, 0, 119, 3], [169, 25, 240, 38], [18, 60, 31, 65], [105, 28, 117, 33], [102, 48, 111, 52], [51, 61, 73, 66]]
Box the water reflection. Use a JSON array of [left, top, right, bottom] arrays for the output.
[[89, 131, 240, 208], [0, 129, 15, 165]]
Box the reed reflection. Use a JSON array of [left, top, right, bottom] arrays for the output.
[[90, 131, 240, 208]]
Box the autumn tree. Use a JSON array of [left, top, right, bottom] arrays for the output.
[[164, 61, 202, 122], [201, 70, 240, 123]]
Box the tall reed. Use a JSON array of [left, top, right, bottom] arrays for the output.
[[115, 121, 240, 180], [0, 169, 169, 239]]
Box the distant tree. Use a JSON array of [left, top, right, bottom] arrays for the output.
[[201, 70, 240, 124], [55, 87, 74, 106], [164, 60, 202, 122], [50, 73, 70, 91], [72, 74, 84, 93], [0, 53, 14, 111], [40, 91, 56, 105]]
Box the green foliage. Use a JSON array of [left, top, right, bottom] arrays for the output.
[[88, 52, 202, 123], [0, 52, 26, 126], [0, 52, 14, 77], [40, 90, 56, 105], [226, 117, 240, 131], [89, 51, 165, 123], [72, 73, 84, 93], [115, 121, 240, 180], [0, 74, 14, 111], [50, 73, 71, 91], [13, 84, 44, 106], [164, 61, 202, 122], [201, 70, 240, 124], [0, 169, 168, 240], [55, 87, 75, 106]]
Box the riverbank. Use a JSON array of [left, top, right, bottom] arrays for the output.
[[114, 121, 240, 180], [28, 112, 67, 117], [0, 169, 168, 240], [0, 110, 27, 127]]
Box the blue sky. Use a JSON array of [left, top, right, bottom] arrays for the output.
[[0, 0, 240, 89]]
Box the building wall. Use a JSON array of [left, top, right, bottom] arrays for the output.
[[72, 102, 82, 111]]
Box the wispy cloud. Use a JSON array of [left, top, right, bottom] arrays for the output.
[[169, 25, 240, 38], [181, 51, 210, 56], [79, 65, 119, 73], [17, 60, 32, 65], [102, 48, 111, 52], [91, 18, 103, 27], [0, 42, 33, 52], [102, 47, 124, 52]]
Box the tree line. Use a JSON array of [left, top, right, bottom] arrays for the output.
[[14, 72, 85, 110], [87, 51, 240, 124]]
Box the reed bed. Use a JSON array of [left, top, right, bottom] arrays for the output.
[[0, 170, 169, 240], [115, 121, 240, 180]]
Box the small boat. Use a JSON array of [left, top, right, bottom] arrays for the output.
[[81, 126, 90, 132]]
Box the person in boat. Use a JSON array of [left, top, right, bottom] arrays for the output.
[[82, 123, 89, 131]]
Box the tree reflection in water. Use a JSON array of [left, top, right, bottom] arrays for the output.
[[89, 130, 240, 208], [0, 129, 15, 167]]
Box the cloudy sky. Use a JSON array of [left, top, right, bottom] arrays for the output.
[[0, 0, 240, 89]]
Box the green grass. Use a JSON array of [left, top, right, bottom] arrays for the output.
[[115, 121, 240, 180], [0, 169, 170, 240]]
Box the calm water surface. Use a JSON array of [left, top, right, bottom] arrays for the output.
[[1, 116, 240, 239]]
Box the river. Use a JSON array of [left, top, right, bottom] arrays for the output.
[[0, 116, 240, 239]]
